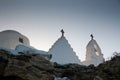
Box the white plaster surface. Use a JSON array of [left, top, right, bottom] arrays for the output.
[[0, 30, 30, 49], [48, 35, 81, 64], [82, 39, 104, 66]]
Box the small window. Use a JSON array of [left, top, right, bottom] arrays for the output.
[[19, 38, 23, 43]]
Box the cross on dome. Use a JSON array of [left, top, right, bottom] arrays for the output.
[[61, 29, 64, 36], [90, 34, 94, 39]]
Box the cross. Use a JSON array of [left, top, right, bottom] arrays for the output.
[[90, 34, 94, 39], [61, 29, 64, 36]]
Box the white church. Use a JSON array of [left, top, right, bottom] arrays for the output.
[[0, 30, 30, 49], [48, 29, 81, 64], [0, 30, 104, 66], [82, 34, 104, 66]]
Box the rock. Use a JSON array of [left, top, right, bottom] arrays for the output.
[[0, 50, 9, 75], [31, 54, 54, 71], [0, 49, 54, 80], [0, 49, 120, 80], [26, 66, 53, 80], [94, 76, 103, 80]]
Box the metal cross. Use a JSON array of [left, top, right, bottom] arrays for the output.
[[90, 34, 94, 39], [61, 29, 64, 36]]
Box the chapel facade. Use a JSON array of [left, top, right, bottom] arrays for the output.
[[82, 34, 104, 66], [48, 29, 81, 64], [0, 30, 30, 49]]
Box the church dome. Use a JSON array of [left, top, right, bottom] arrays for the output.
[[1, 30, 21, 34], [0, 30, 30, 49]]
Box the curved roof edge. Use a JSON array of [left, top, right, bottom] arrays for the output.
[[0, 30, 21, 34]]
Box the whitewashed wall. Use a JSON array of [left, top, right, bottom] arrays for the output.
[[0, 30, 30, 49]]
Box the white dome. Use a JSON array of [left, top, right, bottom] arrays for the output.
[[0, 30, 30, 49], [48, 30, 81, 64], [1, 30, 21, 34]]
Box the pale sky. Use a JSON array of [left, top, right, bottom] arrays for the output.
[[0, 0, 120, 61]]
